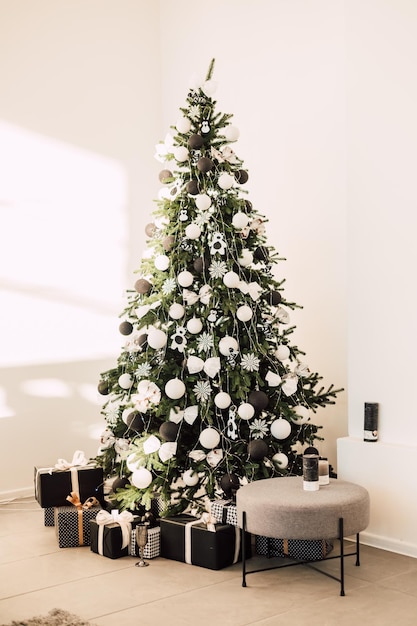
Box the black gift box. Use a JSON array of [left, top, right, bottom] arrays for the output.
[[160, 514, 243, 570], [90, 516, 139, 559], [54, 506, 101, 548], [34, 465, 104, 508]]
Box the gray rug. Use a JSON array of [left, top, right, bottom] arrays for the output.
[[0, 608, 93, 626]]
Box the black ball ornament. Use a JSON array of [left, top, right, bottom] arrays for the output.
[[186, 179, 199, 195], [248, 439, 268, 461], [248, 390, 269, 412], [135, 278, 152, 294], [304, 446, 319, 456], [269, 290, 282, 306], [188, 134, 204, 150], [220, 473, 240, 499], [119, 321, 133, 336], [158, 169, 172, 183], [145, 223, 156, 237], [235, 169, 249, 184], [97, 380, 109, 395], [193, 257, 205, 273], [254, 246, 269, 262], [163, 235, 175, 251], [126, 411, 146, 433], [197, 156, 214, 173], [137, 333, 147, 348], [245, 200, 253, 212], [159, 421, 179, 442], [112, 476, 130, 492]]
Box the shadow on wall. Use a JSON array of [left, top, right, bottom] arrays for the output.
[[0, 357, 115, 494]]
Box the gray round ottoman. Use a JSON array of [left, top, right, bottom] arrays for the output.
[[236, 475, 370, 595]]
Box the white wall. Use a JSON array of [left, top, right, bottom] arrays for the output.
[[0, 0, 161, 495], [338, 0, 417, 557]]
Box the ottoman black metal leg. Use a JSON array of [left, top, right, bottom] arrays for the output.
[[242, 511, 247, 587], [339, 517, 345, 596]]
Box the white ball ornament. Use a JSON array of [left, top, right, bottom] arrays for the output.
[[187, 355, 205, 374], [185, 223, 201, 240], [165, 378, 186, 399], [273, 452, 289, 469], [118, 373, 133, 389], [232, 212, 250, 229], [183, 469, 199, 486], [169, 303, 185, 320], [147, 328, 167, 350], [131, 467, 153, 489], [236, 305, 253, 322], [218, 172, 235, 190], [292, 405, 310, 424], [176, 116, 192, 134], [154, 254, 170, 271], [224, 125, 240, 141], [195, 194, 212, 210], [237, 403, 255, 420], [276, 345, 291, 361], [187, 317, 203, 334], [223, 271, 240, 288], [173, 146, 189, 162], [238, 249, 253, 267], [177, 270, 194, 287], [219, 336, 239, 356], [214, 392, 232, 409], [199, 427, 221, 449], [271, 419, 292, 440]]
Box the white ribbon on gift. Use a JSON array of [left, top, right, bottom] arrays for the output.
[[54, 451, 92, 496], [54, 450, 90, 470], [35, 451, 93, 502], [95, 510, 134, 555], [184, 513, 240, 565], [184, 518, 202, 565]]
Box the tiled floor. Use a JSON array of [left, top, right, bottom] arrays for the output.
[[1, 498, 417, 626]]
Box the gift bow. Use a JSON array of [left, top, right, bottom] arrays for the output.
[[55, 450, 90, 470], [95, 510, 134, 551], [66, 491, 100, 510], [200, 511, 218, 532], [183, 285, 211, 305], [239, 281, 263, 301]]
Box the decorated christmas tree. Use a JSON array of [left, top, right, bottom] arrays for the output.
[[96, 60, 341, 516]]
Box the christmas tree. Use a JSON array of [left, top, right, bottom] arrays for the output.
[[96, 60, 342, 516]]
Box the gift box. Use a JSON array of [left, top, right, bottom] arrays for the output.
[[130, 526, 160, 559], [90, 511, 138, 559], [34, 464, 104, 508], [54, 506, 101, 548], [255, 535, 333, 561], [44, 507, 55, 527], [210, 499, 238, 526], [160, 514, 242, 570]]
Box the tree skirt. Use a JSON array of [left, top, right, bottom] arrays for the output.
[[0, 608, 93, 626]]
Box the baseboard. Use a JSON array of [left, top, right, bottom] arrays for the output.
[[359, 531, 417, 559], [0, 486, 35, 503]]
